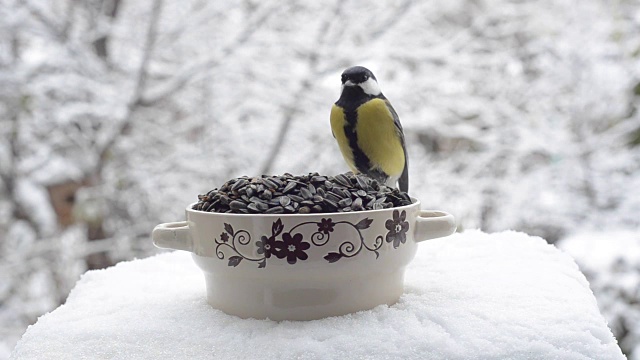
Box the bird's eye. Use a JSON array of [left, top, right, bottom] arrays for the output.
[[363, 75, 369, 81]]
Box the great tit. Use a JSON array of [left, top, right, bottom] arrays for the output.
[[330, 66, 409, 192]]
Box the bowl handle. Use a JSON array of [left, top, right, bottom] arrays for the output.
[[152, 221, 193, 252], [414, 210, 456, 243]]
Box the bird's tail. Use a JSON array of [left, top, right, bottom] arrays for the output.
[[398, 163, 409, 193]]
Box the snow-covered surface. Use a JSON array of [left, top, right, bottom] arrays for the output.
[[11, 231, 624, 360], [560, 231, 640, 270], [559, 230, 640, 359]]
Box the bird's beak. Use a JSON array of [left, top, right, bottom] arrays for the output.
[[343, 80, 356, 86]]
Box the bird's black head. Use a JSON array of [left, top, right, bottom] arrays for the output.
[[341, 66, 376, 85], [340, 66, 381, 96]]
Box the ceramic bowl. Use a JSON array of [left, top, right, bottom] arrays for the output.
[[152, 199, 455, 320]]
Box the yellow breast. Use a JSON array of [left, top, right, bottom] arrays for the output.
[[355, 99, 405, 177], [330, 105, 357, 172]]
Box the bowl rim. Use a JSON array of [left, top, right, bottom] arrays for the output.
[[187, 197, 421, 218]]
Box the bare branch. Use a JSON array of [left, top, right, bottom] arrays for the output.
[[368, 0, 415, 41], [23, 0, 66, 41], [92, 0, 121, 60], [138, 3, 281, 106], [94, 0, 163, 177], [61, 0, 77, 39], [259, 0, 346, 175]]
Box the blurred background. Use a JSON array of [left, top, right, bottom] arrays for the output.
[[1, 0, 639, 358]]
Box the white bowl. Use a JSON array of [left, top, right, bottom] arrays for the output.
[[152, 199, 455, 320]]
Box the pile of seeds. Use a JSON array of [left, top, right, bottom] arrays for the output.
[[193, 172, 412, 214]]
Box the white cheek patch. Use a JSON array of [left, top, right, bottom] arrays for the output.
[[359, 77, 381, 96]]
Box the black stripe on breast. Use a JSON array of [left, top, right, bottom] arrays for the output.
[[343, 109, 372, 175]]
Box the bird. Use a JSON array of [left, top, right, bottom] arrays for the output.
[[330, 66, 409, 192]]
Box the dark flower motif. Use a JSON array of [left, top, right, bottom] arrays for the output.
[[277, 232, 311, 264], [256, 235, 278, 258], [317, 218, 335, 235], [220, 232, 230, 243], [385, 210, 409, 248]]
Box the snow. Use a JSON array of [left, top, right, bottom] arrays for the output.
[[559, 231, 640, 360], [560, 231, 640, 271], [11, 231, 624, 360]]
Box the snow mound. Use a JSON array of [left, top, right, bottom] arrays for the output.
[[559, 230, 640, 359], [11, 231, 624, 360]]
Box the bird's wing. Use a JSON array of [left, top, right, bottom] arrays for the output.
[[385, 99, 409, 193]]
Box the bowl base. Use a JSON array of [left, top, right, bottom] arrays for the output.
[[203, 269, 406, 321]]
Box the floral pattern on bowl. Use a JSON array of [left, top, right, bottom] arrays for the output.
[[215, 210, 410, 268]]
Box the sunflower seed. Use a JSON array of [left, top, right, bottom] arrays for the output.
[[299, 187, 312, 199], [255, 202, 269, 211], [335, 174, 351, 187], [351, 197, 364, 211], [264, 179, 278, 189], [330, 188, 345, 198], [250, 196, 267, 205], [283, 181, 297, 194], [278, 196, 291, 207], [265, 206, 284, 214], [326, 192, 341, 202], [229, 201, 247, 210], [194, 172, 412, 214], [355, 175, 369, 189], [338, 198, 353, 207], [299, 206, 311, 214], [288, 194, 304, 203], [231, 179, 248, 191], [260, 189, 273, 200], [322, 198, 338, 210], [206, 201, 218, 212]]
